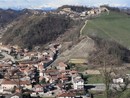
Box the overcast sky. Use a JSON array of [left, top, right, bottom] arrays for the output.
[[0, 0, 130, 9]]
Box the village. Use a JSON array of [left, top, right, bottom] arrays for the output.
[[0, 43, 88, 98], [0, 41, 130, 98], [23, 6, 110, 20]]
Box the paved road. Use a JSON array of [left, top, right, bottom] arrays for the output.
[[84, 83, 130, 91], [1, 52, 15, 62]]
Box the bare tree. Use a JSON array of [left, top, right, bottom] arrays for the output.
[[87, 37, 129, 98]]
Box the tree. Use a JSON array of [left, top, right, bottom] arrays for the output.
[[87, 36, 129, 98]]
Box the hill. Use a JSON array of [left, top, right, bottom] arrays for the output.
[[51, 36, 95, 66], [0, 9, 23, 27], [82, 11, 130, 48], [88, 36, 130, 67], [52, 10, 130, 67], [1, 14, 77, 49]]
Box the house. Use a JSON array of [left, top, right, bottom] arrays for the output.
[[1, 79, 31, 91], [11, 95, 19, 98], [0, 85, 3, 93], [44, 69, 59, 83], [80, 11, 87, 17], [0, 45, 11, 54], [62, 8, 72, 13], [57, 62, 68, 71], [72, 76, 84, 89], [48, 50, 55, 61], [113, 78, 124, 84], [33, 84, 44, 92]]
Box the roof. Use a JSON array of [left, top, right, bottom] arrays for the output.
[[45, 69, 58, 73], [0, 63, 11, 68], [73, 76, 84, 83], [18, 60, 40, 64], [58, 92, 76, 97], [34, 84, 43, 88], [58, 62, 67, 67], [1, 79, 31, 85]]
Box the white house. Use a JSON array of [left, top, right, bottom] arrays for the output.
[[72, 76, 84, 89], [0, 86, 3, 93], [113, 78, 124, 84], [80, 11, 87, 17], [11, 95, 19, 98]]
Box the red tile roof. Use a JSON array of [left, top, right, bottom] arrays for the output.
[[58, 62, 67, 67], [58, 92, 76, 97], [1, 79, 31, 85]]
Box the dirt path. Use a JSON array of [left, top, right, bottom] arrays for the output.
[[80, 19, 88, 37]]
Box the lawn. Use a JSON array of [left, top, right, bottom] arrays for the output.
[[94, 95, 105, 98], [82, 74, 103, 84], [87, 75, 103, 84], [82, 11, 130, 48], [117, 89, 130, 98], [75, 65, 88, 72]]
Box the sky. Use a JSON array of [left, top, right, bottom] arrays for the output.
[[0, 0, 130, 9]]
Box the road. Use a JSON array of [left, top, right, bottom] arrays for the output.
[[1, 52, 15, 62], [84, 83, 130, 91]]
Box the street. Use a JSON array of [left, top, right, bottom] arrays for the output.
[[1, 52, 15, 62], [84, 83, 130, 91]]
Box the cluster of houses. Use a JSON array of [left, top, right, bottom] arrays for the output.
[[0, 43, 128, 98], [0, 44, 92, 98], [50, 6, 109, 20]]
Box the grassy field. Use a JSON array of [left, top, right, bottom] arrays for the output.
[[87, 75, 103, 84], [94, 95, 105, 98], [82, 11, 130, 48], [82, 74, 103, 84]]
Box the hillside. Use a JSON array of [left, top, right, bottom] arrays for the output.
[[51, 36, 95, 66], [1, 14, 77, 49], [51, 10, 130, 67], [0, 9, 23, 27], [82, 11, 130, 48], [88, 36, 130, 67]]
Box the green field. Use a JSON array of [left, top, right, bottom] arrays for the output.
[[87, 75, 103, 84], [82, 74, 103, 84], [82, 11, 130, 48]]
